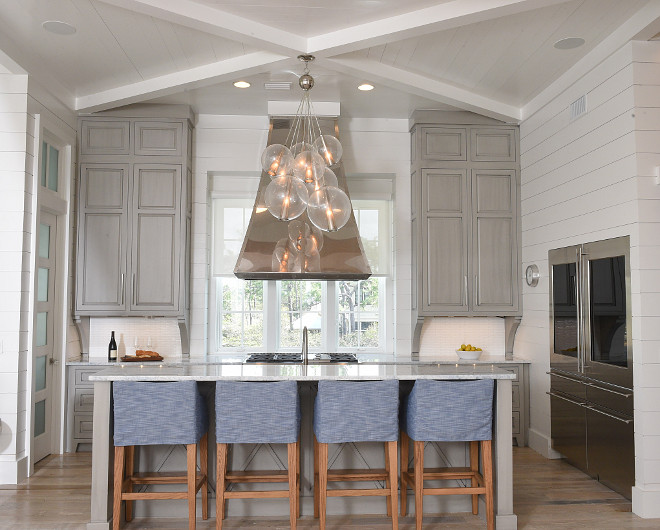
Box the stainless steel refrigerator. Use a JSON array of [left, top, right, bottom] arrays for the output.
[[548, 235, 634, 499]]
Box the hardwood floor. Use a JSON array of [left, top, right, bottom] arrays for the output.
[[0, 447, 656, 529]]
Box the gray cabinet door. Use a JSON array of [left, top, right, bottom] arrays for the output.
[[80, 120, 130, 156], [129, 164, 181, 312], [134, 121, 183, 156], [75, 164, 128, 312], [420, 169, 469, 313], [471, 169, 519, 312]]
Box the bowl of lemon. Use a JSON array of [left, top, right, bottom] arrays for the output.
[[456, 344, 483, 360]]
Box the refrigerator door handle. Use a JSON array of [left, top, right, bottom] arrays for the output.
[[586, 404, 632, 424], [576, 246, 583, 373], [546, 391, 587, 407], [585, 381, 633, 398], [547, 370, 584, 384]]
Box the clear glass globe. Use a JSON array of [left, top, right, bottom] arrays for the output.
[[288, 220, 311, 253], [305, 167, 338, 196], [313, 135, 343, 166], [290, 141, 314, 159], [261, 144, 293, 178], [264, 176, 309, 221], [272, 237, 301, 273], [309, 224, 324, 252], [293, 150, 325, 184], [307, 186, 352, 232]]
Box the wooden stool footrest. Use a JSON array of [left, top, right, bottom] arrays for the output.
[[226, 470, 288, 483], [423, 486, 487, 496], [326, 468, 388, 482], [224, 490, 291, 499], [327, 488, 390, 497]]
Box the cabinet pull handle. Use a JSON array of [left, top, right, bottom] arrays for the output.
[[474, 275, 478, 307], [546, 391, 586, 407], [585, 381, 633, 398], [547, 370, 584, 383], [464, 275, 468, 306], [132, 273, 136, 306], [120, 273, 125, 305]]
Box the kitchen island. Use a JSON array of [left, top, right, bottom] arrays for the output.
[[86, 362, 516, 529]]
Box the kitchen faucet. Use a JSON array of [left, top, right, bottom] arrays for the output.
[[302, 326, 309, 365]]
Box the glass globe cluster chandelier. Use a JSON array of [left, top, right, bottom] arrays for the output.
[[261, 55, 351, 234]]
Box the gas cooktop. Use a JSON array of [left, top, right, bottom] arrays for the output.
[[244, 353, 358, 364]]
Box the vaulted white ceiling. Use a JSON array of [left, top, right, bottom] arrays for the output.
[[0, 0, 659, 121]]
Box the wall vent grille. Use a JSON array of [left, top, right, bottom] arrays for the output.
[[264, 82, 291, 90], [570, 95, 587, 121]]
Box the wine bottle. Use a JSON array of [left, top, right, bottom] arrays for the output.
[[108, 331, 118, 361]]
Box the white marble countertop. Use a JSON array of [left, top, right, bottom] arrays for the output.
[[70, 352, 530, 367], [88, 362, 516, 382]]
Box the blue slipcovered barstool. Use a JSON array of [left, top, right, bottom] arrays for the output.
[[313, 379, 399, 530], [112, 381, 209, 530], [400, 379, 494, 530], [215, 381, 301, 529]]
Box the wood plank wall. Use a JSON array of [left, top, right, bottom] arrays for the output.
[[517, 40, 660, 518]]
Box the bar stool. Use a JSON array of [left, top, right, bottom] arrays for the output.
[[215, 381, 301, 529], [400, 379, 494, 530], [313, 379, 399, 530], [112, 381, 209, 530]]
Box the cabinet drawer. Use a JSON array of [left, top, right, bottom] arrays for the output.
[[421, 127, 467, 161], [512, 384, 520, 409], [81, 120, 130, 156], [512, 411, 521, 434], [134, 121, 183, 156], [496, 364, 519, 382], [74, 415, 94, 439], [74, 388, 95, 413], [74, 368, 99, 387]]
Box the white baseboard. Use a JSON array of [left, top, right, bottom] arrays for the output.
[[0, 456, 28, 484], [528, 428, 562, 459], [633, 486, 660, 519]]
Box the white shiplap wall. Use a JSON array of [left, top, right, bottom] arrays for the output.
[[518, 40, 660, 517], [0, 74, 30, 484], [189, 115, 411, 356], [629, 41, 660, 518]]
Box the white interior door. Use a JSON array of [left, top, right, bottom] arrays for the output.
[[32, 209, 57, 462]]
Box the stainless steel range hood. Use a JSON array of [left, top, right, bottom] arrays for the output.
[[234, 117, 371, 280]]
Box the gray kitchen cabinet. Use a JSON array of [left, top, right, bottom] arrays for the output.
[[494, 362, 529, 446], [411, 115, 521, 318], [66, 365, 101, 451], [74, 108, 194, 352]]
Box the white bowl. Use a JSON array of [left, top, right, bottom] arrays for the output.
[[456, 349, 482, 360]]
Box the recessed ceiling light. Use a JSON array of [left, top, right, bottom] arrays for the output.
[[233, 81, 251, 88], [357, 83, 374, 91], [42, 20, 76, 35], [554, 37, 585, 50]]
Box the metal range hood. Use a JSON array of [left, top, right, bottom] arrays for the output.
[[234, 117, 371, 280]]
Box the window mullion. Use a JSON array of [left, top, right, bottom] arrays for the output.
[[265, 280, 277, 351], [324, 282, 336, 352]]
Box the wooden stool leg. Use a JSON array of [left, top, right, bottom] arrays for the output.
[[414, 440, 424, 530], [124, 446, 134, 522], [216, 443, 228, 530], [387, 441, 398, 530], [400, 431, 409, 516], [319, 441, 329, 530], [313, 436, 320, 519], [200, 433, 208, 520], [113, 446, 125, 530], [385, 441, 392, 517], [296, 438, 301, 518], [187, 443, 197, 530], [482, 440, 494, 530], [288, 442, 297, 530], [470, 440, 479, 515]]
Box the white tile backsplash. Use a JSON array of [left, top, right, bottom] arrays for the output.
[[89, 318, 182, 359], [418, 317, 505, 358]]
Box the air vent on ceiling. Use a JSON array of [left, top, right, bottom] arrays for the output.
[[569, 95, 587, 121], [264, 82, 291, 90]]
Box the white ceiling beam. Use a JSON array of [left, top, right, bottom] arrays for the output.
[[322, 56, 521, 122], [97, 0, 305, 56], [75, 51, 290, 113], [0, 49, 27, 75], [523, 2, 660, 120], [308, 0, 574, 56]]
